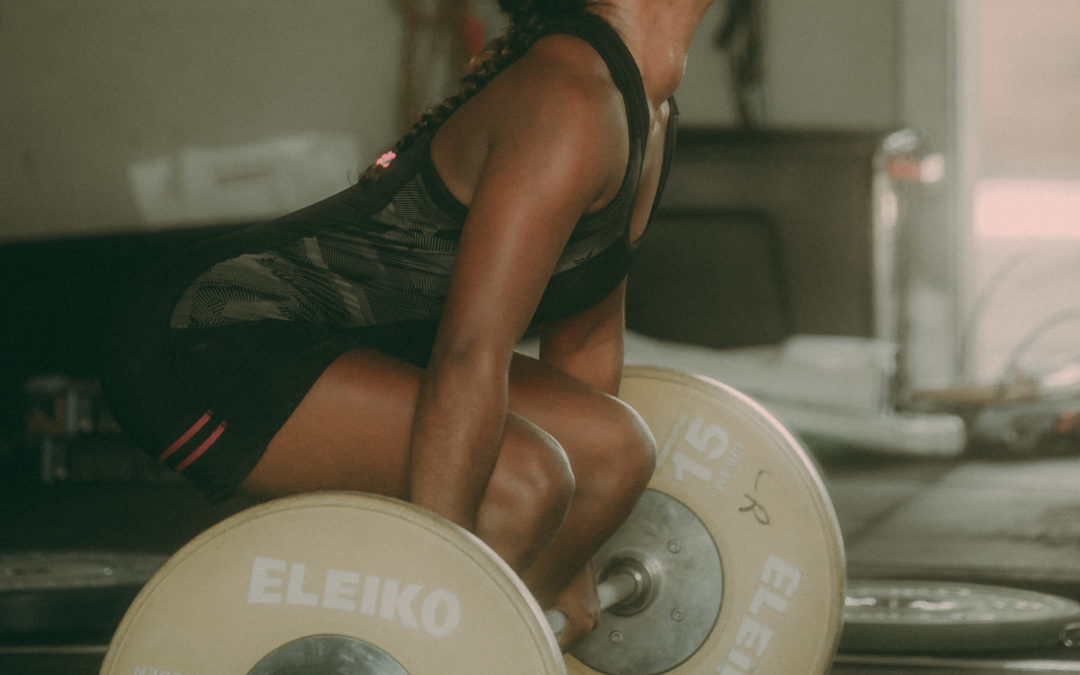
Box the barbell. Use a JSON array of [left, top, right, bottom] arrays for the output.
[[543, 562, 642, 639], [99, 366, 847, 674]]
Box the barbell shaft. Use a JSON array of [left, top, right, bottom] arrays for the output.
[[544, 567, 641, 638]]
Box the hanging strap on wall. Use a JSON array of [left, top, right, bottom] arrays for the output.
[[714, 0, 767, 128]]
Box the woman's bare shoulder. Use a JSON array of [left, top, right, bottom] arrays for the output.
[[489, 34, 628, 169], [434, 33, 629, 210], [503, 32, 625, 128]]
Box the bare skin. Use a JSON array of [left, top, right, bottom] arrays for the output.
[[239, 0, 716, 650]]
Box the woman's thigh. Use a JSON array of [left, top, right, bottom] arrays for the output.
[[239, 346, 421, 499], [240, 349, 616, 501]]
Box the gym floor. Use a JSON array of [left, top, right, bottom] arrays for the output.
[[823, 449, 1080, 673], [3, 445, 1080, 673]]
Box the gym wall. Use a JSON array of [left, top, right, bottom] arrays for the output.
[[0, 0, 958, 386], [0, 0, 904, 242]]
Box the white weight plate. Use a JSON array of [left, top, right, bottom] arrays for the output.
[[566, 366, 846, 674], [100, 492, 565, 675], [841, 580, 1080, 653]]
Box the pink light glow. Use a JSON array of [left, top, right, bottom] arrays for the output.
[[974, 179, 1080, 239]]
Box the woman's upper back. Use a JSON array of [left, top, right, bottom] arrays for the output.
[[167, 11, 675, 333]]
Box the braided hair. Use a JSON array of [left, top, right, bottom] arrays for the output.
[[361, 0, 593, 184]]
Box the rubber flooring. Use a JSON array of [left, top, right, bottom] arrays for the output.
[[4, 450, 1080, 672]]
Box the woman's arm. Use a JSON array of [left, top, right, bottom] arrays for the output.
[[538, 279, 627, 397], [408, 48, 627, 530]]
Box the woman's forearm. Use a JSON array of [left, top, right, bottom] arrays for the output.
[[408, 348, 510, 530], [538, 281, 627, 396], [540, 335, 623, 396]]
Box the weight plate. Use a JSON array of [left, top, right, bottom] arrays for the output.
[[571, 489, 724, 674], [100, 493, 565, 675], [566, 366, 846, 674], [0, 551, 165, 635], [841, 580, 1080, 654]]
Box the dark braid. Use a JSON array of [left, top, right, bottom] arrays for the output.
[[360, 0, 592, 184]]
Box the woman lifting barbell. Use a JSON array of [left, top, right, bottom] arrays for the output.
[[102, 0, 716, 651]]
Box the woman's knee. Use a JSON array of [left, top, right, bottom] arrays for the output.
[[575, 395, 657, 499], [486, 419, 577, 536]]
